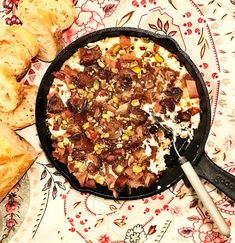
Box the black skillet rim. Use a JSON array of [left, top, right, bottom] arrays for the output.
[[36, 27, 211, 200]]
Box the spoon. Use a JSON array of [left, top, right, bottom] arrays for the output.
[[151, 114, 231, 237]]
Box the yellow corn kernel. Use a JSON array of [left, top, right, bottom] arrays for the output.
[[155, 54, 164, 63], [82, 122, 90, 130], [115, 165, 124, 174], [94, 174, 105, 185], [107, 111, 114, 117], [119, 50, 126, 55], [97, 59, 105, 68], [93, 80, 100, 90], [122, 134, 129, 141], [113, 96, 119, 104], [74, 161, 87, 172], [132, 66, 141, 74], [133, 164, 143, 173], [94, 144, 104, 154], [101, 132, 110, 138], [86, 92, 94, 100], [77, 88, 85, 95], [57, 142, 64, 148], [62, 119, 67, 125], [113, 44, 121, 54], [123, 128, 134, 137], [131, 99, 140, 107], [68, 83, 75, 90], [111, 68, 118, 73], [63, 138, 70, 146], [102, 113, 110, 120]]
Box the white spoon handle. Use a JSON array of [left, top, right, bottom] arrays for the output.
[[179, 156, 230, 237]]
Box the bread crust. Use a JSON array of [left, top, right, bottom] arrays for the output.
[[17, 0, 75, 31], [0, 85, 38, 130], [0, 122, 38, 202], [8, 24, 39, 58], [0, 40, 32, 79], [21, 11, 63, 62], [0, 65, 24, 112]]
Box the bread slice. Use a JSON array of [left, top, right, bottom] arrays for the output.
[[8, 24, 39, 58], [0, 85, 38, 130], [20, 10, 63, 62], [17, 0, 75, 31], [0, 40, 32, 79], [0, 65, 24, 112], [0, 121, 38, 202]]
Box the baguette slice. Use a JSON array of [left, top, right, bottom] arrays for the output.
[[0, 121, 38, 202], [0, 85, 38, 130], [0, 40, 32, 79], [0, 65, 23, 112], [20, 11, 63, 62], [8, 24, 39, 58], [17, 0, 75, 31]]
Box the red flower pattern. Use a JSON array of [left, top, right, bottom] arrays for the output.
[[98, 234, 110, 243], [6, 219, 17, 228], [5, 201, 20, 214], [64, 0, 120, 44], [178, 207, 232, 243]]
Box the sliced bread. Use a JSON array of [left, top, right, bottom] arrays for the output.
[[0, 121, 38, 202], [8, 24, 39, 58], [20, 10, 63, 62], [17, 0, 75, 31], [0, 65, 23, 112], [0, 85, 38, 130], [0, 40, 32, 79]]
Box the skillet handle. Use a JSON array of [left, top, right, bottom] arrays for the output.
[[195, 152, 235, 202]]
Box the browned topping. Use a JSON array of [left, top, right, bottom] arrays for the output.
[[48, 94, 65, 114], [47, 36, 200, 197]]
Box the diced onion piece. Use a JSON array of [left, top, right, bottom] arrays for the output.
[[186, 80, 199, 99]]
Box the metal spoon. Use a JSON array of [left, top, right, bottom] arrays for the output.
[[151, 114, 231, 237]]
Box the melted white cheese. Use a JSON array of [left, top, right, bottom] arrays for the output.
[[49, 78, 71, 105], [64, 55, 85, 71]]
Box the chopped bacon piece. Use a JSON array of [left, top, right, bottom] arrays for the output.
[[186, 80, 199, 99], [188, 107, 201, 116], [120, 35, 131, 49], [176, 110, 192, 122], [120, 52, 139, 61], [153, 100, 161, 113], [47, 94, 65, 114], [102, 56, 116, 69], [75, 171, 88, 187], [84, 178, 96, 188], [143, 171, 157, 187], [87, 162, 99, 175], [75, 72, 94, 88], [79, 45, 102, 66], [106, 43, 120, 55], [115, 174, 128, 192], [73, 135, 93, 152]]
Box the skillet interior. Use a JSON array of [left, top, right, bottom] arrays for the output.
[[36, 27, 211, 200]]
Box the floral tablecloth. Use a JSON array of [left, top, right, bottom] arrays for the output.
[[0, 0, 235, 242]]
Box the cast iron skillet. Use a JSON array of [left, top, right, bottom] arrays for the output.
[[36, 27, 235, 201]]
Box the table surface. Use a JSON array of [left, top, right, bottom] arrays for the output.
[[0, 0, 235, 242]]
